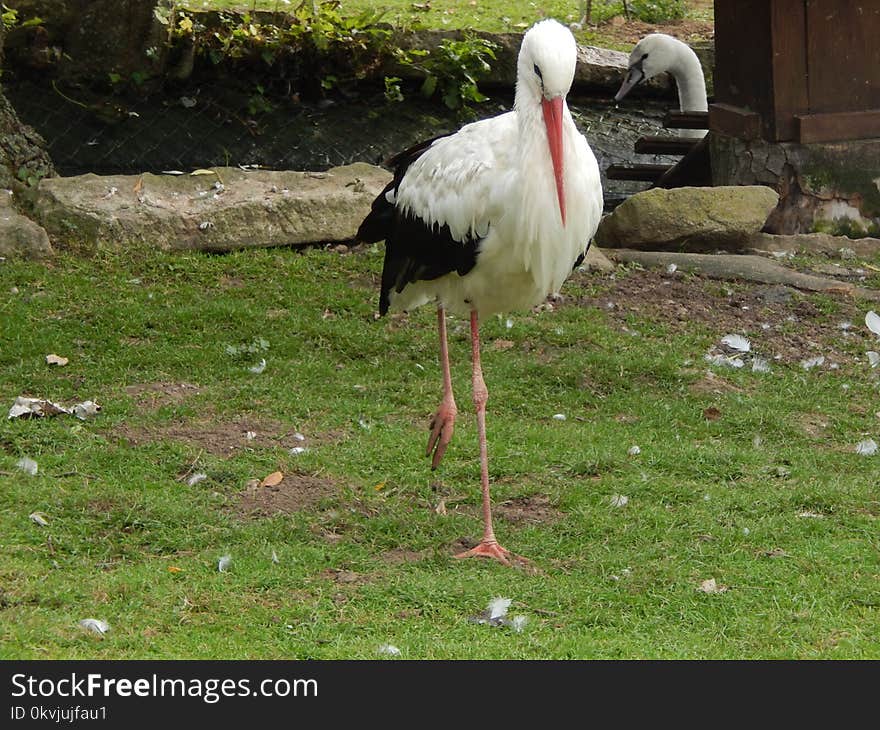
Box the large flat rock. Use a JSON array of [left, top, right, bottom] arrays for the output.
[[596, 185, 780, 251], [32, 162, 392, 252], [0, 188, 53, 258]]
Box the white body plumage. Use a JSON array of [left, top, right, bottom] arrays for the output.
[[383, 20, 603, 316]]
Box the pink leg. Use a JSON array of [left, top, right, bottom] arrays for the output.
[[426, 306, 457, 470], [454, 311, 518, 565]]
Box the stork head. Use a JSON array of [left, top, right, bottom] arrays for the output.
[[517, 19, 577, 226], [615, 33, 682, 102]]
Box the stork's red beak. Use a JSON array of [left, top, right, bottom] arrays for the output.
[[541, 95, 566, 226]]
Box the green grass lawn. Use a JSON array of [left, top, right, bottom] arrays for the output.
[[186, 0, 712, 44], [1, 246, 878, 659]]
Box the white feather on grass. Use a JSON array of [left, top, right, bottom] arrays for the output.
[[705, 353, 744, 369], [218, 554, 232, 572], [488, 597, 512, 621], [377, 643, 401, 656], [29, 511, 49, 527], [867, 351, 880, 368], [186, 472, 207, 486], [855, 439, 877, 456], [866, 311, 880, 336], [72, 400, 101, 420], [627, 445, 641, 456], [510, 615, 528, 633], [721, 334, 751, 352], [248, 359, 267, 374], [79, 618, 110, 636], [610, 494, 629, 508], [800, 355, 825, 370], [16, 457, 38, 476], [752, 357, 771, 373], [271, 550, 280, 564]]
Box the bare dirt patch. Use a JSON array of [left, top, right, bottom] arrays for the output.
[[237, 472, 342, 516], [494, 494, 565, 525], [379, 547, 430, 565], [115, 416, 292, 456], [455, 494, 564, 526], [576, 268, 873, 368], [124, 382, 202, 411]]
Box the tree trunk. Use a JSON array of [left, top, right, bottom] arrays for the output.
[[0, 20, 54, 188]]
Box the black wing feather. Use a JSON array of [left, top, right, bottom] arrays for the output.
[[357, 133, 485, 316]]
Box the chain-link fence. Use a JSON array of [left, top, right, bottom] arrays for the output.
[[7, 78, 676, 204]]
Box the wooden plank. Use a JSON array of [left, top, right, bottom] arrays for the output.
[[654, 137, 712, 189], [768, 0, 808, 140], [805, 2, 880, 115], [663, 111, 709, 130], [712, 0, 773, 136], [605, 164, 672, 182], [634, 136, 699, 156], [709, 103, 762, 140], [796, 109, 880, 143]]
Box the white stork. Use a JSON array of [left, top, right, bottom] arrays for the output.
[[357, 18, 603, 565]]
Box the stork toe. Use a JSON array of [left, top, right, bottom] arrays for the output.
[[427, 405, 456, 469]]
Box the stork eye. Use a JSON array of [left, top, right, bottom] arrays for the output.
[[641, 53, 649, 60], [533, 63, 542, 79]]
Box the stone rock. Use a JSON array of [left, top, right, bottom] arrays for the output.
[[0, 188, 53, 258], [595, 185, 780, 251], [710, 135, 880, 235], [746, 232, 880, 259], [581, 245, 615, 273], [31, 163, 392, 252]]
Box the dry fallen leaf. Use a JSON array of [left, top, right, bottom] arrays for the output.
[[698, 578, 728, 594], [260, 471, 283, 487], [434, 497, 448, 516], [492, 339, 515, 351], [702, 407, 722, 420], [167, 566, 183, 573], [133, 176, 144, 195], [45, 353, 69, 366], [29, 511, 49, 527]]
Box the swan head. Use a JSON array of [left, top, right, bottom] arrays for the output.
[[614, 33, 687, 102]]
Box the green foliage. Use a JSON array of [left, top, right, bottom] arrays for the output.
[[1, 3, 17, 29], [383, 75, 404, 103], [627, 0, 687, 23], [396, 35, 497, 110], [169, 1, 394, 96]]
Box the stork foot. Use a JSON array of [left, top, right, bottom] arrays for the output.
[[454, 539, 520, 566], [426, 402, 457, 469]]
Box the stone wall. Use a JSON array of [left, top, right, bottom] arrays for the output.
[[710, 133, 880, 236]]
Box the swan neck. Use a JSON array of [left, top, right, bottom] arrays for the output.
[[669, 46, 707, 113]]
